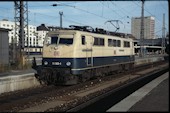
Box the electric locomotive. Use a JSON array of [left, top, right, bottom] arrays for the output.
[[32, 26, 135, 85]]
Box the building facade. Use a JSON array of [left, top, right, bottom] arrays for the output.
[[36, 24, 49, 47], [131, 16, 155, 39], [0, 19, 37, 47], [0, 20, 62, 48], [36, 24, 60, 47]]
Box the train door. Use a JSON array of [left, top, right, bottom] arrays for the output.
[[85, 35, 93, 66]]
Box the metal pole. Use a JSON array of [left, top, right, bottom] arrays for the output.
[[140, 0, 145, 57], [162, 13, 165, 54], [14, 2, 17, 64], [59, 11, 63, 28], [19, 1, 24, 58], [26, 1, 29, 59], [14, 1, 21, 65]]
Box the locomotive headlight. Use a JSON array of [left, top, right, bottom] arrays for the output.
[[44, 61, 48, 65], [66, 62, 71, 66]]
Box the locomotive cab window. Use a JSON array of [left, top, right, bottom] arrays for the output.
[[51, 37, 58, 44], [44, 36, 58, 45], [58, 35, 74, 45], [59, 38, 73, 45], [44, 34, 74, 45]]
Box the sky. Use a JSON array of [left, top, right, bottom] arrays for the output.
[[0, 1, 169, 37]]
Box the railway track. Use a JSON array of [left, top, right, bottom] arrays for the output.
[[0, 61, 168, 112], [70, 63, 169, 112]]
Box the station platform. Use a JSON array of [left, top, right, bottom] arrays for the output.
[[134, 54, 165, 66], [0, 69, 40, 94], [0, 69, 35, 77], [107, 72, 169, 112]]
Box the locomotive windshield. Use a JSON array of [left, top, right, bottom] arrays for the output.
[[51, 36, 58, 44], [59, 38, 73, 45], [44, 34, 74, 46]]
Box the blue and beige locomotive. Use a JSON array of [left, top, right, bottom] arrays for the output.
[[32, 26, 135, 85]]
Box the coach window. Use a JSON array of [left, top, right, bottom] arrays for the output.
[[82, 36, 85, 45], [108, 39, 112, 47]]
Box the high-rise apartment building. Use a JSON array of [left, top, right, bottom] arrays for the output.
[[0, 19, 37, 47], [36, 24, 60, 47], [131, 16, 155, 39], [36, 24, 49, 47]]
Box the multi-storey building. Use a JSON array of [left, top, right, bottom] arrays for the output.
[[0, 19, 37, 47], [36, 24, 60, 47], [131, 16, 155, 39], [36, 24, 49, 47]]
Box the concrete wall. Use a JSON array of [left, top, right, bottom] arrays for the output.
[[0, 74, 40, 94], [134, 55, 164, 66]]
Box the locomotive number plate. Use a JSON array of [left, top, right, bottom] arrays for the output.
[[52, 62, 62, 65]]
